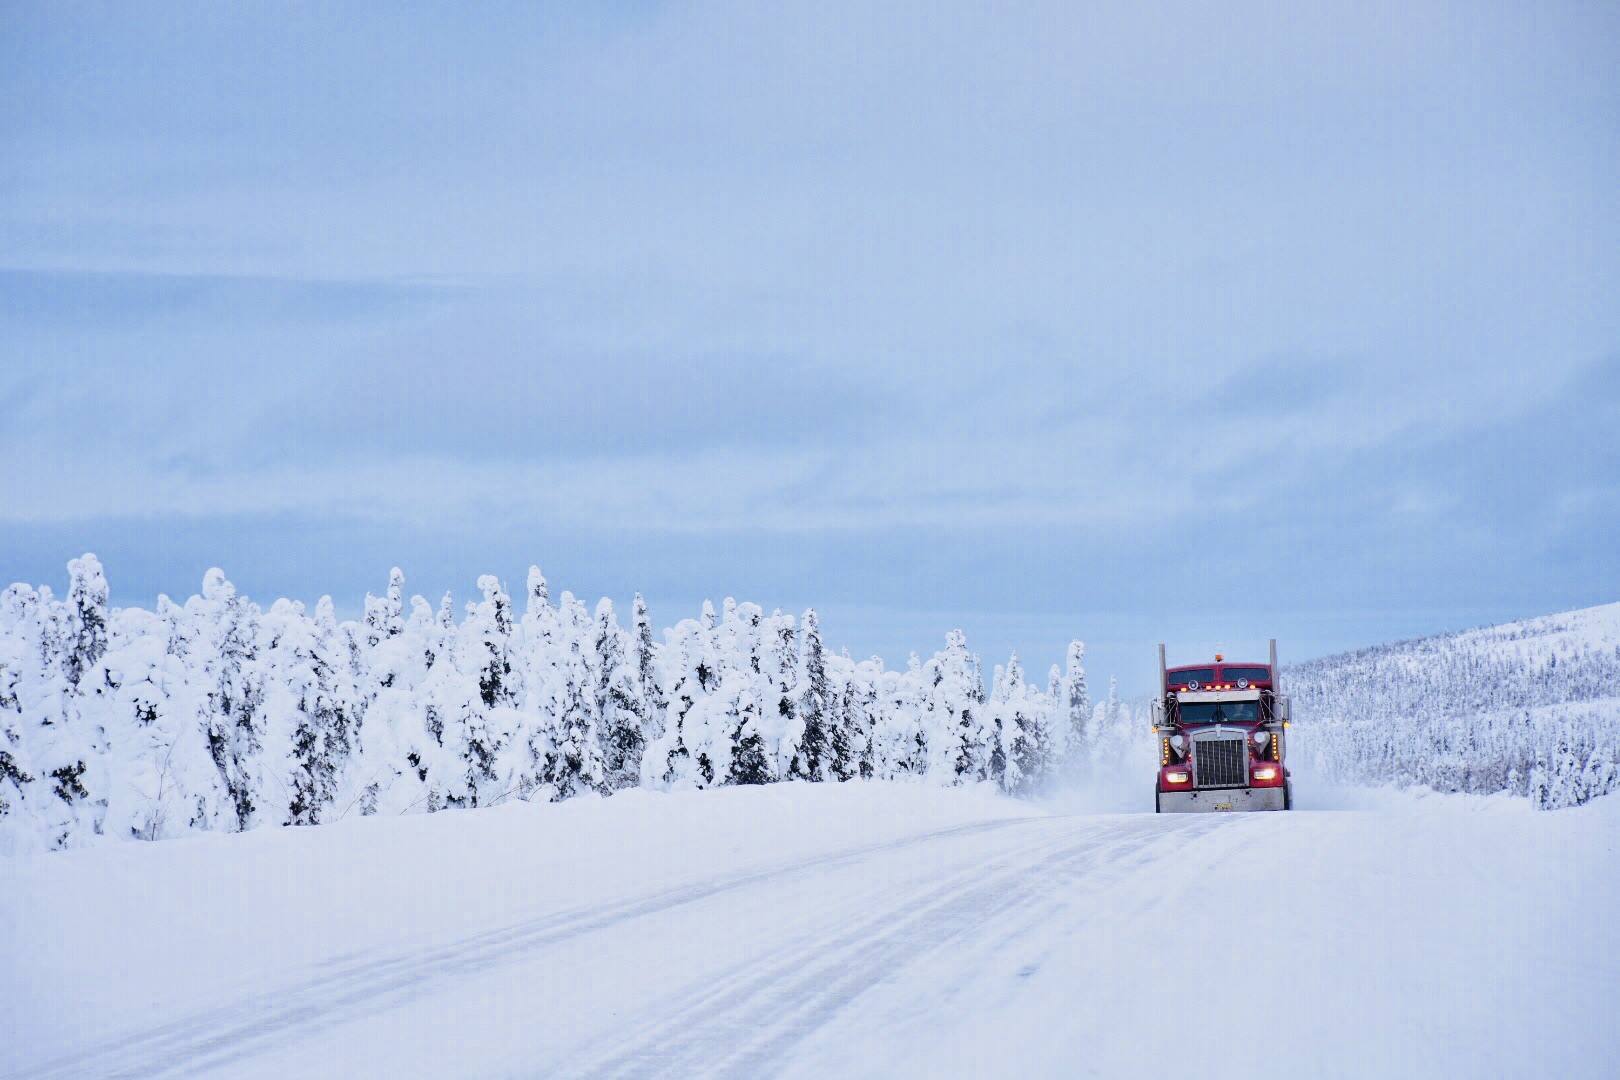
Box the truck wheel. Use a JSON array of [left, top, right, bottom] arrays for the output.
[[1284, 780, 1293, 811], [1154, 789, 1162, 814]]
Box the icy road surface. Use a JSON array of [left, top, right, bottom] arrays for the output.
[[4, 782, 1617, 1079]]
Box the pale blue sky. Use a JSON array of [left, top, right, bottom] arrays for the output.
[[2, 2, 1617, 690]]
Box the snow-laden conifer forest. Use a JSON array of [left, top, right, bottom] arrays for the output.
[[1290, 603, 1620, 809], [5, 555, 1617, 855], [0, 556, 1133, 854]]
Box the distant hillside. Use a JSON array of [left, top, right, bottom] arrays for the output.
[[1288, 604, 1620, 808]]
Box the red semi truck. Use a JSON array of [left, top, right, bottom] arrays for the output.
[[1152, 640, 1293, 813]]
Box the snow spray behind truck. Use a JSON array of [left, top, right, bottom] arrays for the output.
[[1152, 640, 1293, 813]]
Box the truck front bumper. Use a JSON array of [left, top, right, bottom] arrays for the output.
[[1158, 786, 1286, 813]]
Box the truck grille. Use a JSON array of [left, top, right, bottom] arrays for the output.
[[1194, 737, 1247, 789]]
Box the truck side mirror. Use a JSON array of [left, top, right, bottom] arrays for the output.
[[1276, 697, 1291, 723]]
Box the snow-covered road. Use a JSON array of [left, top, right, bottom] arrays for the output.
[[5, 783, 1618, 1079]]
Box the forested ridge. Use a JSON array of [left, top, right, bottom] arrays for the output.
[[0, 556, 1134, 853], [1289, 603, 1620, 809]]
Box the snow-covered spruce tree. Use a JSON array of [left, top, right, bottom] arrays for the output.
[[761, 609, 798, 777], [720, 601, 775, 786], [360, 566, 407, 650], [922, 630, 986, 784], [644, 614, 706, 788], [188, 569, 267, 832], [409, 593, 482, 811], [1047, 664, 1063, 740], [385, 567, 405, 639], [831, 658, 878, 781], [794, 609, 831, 782], [991, 653, 1055, 795], [314, 597, 364, 815], [1582, 748, 1617, 803], [450, 577, 522, 804], [372, 591, 464, 814], [630, 593, 666, 743], [520, 566, 557, 671], [467, 575, 518, 713], [726, 687, 771, 785], [536, 600, 607, 801], [93, 596, 222, 841], [869, 654, 924, 780], [263, 595, 362, 827], [641, 599, 773, 791], [64, 554, 110, 689], [594, 599, 645, 791], [986, 661, 1011, 786], [694, 600, 748, 788], [0, 588, 37, 842], [1059, 640, 1091, 764], [4, 557, 117, 848], [262, 598, 326, 826], [48, 557, 115, 842], [902, 652, 931, 775], [0, 582, 82, 849], [518, 592, 596, 800]]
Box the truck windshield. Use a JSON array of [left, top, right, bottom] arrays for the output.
[[1178, 701, 1260, 723]]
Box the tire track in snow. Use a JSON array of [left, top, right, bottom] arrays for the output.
[[17, 815, 1044, 1080], [565, 815, 1233, 1079]]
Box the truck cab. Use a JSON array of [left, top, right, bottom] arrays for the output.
[[1152, 641, 1293, 812]]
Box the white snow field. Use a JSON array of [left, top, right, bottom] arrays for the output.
[[4, 780, 1617, 1080]]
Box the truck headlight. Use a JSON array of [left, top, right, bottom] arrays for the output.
[[1165, 769, 1190, 784], [1252, 765, 1278, 781]]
